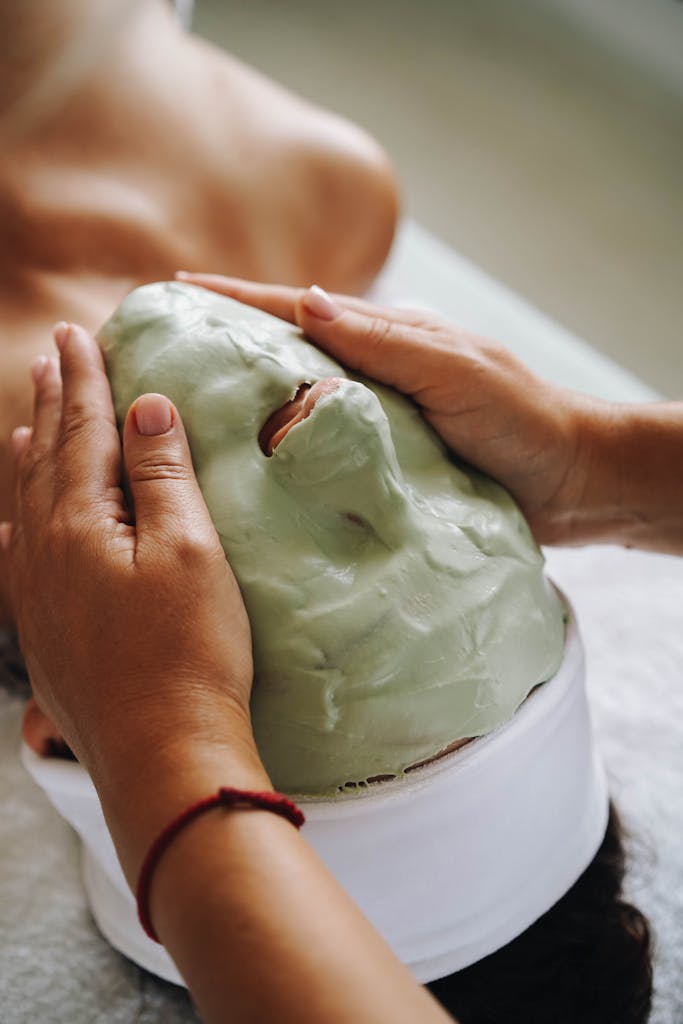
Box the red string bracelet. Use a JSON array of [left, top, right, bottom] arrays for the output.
[[136, 787, 305, 942]]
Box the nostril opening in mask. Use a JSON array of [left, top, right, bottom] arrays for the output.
[[259, 383, 311, 456], [344, 513, 366, 528], [258, 377, 344, 456]]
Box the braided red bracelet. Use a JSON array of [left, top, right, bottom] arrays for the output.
[[136, 787, 306, 942]]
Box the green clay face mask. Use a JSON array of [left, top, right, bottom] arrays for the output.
[[98, 283, 565, 795]]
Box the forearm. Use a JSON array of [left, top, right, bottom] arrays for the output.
[[552, 399, 683, 553], [94, 723, 272, 890], [97, 732, 452, 1024]]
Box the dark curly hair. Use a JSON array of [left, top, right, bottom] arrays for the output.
[[427, 803, 653, 1024]]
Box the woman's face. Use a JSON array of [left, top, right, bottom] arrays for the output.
[[97, 283, 565, 795]]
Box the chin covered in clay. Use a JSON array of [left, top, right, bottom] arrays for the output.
[[97, 282, 565, 795]]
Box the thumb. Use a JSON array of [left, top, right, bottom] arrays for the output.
[[295, 285, 437, 395], [123, 394, 214, 554]]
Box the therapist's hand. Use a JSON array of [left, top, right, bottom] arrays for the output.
[[1, 323, 256, 792], [176, 274, 597, 544]]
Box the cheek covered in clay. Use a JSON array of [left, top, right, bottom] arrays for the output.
[[98, 282, 565, 795]]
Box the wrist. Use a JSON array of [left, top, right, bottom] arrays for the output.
[[81, 681, 255, 784], [539, 395, 632, 545], [544, 397, 683, 552], [92, 706, 271, 887], [547, 395, 622, 544]]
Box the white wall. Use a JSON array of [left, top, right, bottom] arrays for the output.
[[195, 0, 683, 396]]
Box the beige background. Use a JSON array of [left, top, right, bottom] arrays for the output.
[[194, 0, 682, 397]]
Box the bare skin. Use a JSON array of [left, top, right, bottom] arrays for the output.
[[0, 0, 399, 599]]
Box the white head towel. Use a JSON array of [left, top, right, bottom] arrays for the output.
[[22, 607, 607, 986]]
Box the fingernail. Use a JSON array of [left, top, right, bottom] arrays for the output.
[[175, 270, 190, 279], [53, 321, 70, 351], [134, 394, 173, 436], [0, 522, 12, 551], [302, 285, 341, 321], [31, 355, 49, 384], [11, 426, 31, 456]]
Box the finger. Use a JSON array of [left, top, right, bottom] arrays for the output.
[[13, 342, 63, 529], [11, 424, 32, 463], [5, 427, 31, 618], [13, 352, 61, 528], [54, 322, 123, 512], [174, 276, 447, 395], [294, 286, 443, 396], [174, 273, 431, 329], [0, 521, 11, 552], [10, 424, 31, 517], [122, 394, 220, 560], [31, 353, 62, 451], [16, 356, 63, 523], [0, 521, 14, 623], [176, 274, 302, 324], [0, 521, 11, 580], [10, 419, 43, 532]]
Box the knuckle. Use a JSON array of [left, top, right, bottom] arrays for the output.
[[19, 443, 50, 491], [472, 339, 518, 379], [471, 334, 506, 360], [36, 371, 62, 405], [403, 307, 448, 331], [45, 506, 98, 551], [173, 528, 217, 568], [139, 527, 218, 582], [441, 329, 506, 368], [364, 315, 399, 352], [128, 453, 190, 487], [59, 404, 97, 448]]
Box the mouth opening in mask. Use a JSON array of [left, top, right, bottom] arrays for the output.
[[259, 377, 342, 456]]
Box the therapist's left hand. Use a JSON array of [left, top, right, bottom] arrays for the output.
[[0, 323, 256, 791]]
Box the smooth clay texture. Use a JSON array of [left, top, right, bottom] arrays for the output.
[[98, 283, 565, 794]]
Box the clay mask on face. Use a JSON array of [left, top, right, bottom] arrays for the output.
[[98, 283, 565, 795]]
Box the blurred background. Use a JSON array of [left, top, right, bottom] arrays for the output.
[[193, 0, 683, 397]]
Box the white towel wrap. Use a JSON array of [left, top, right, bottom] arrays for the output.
[[21, 602, 608, 987]]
